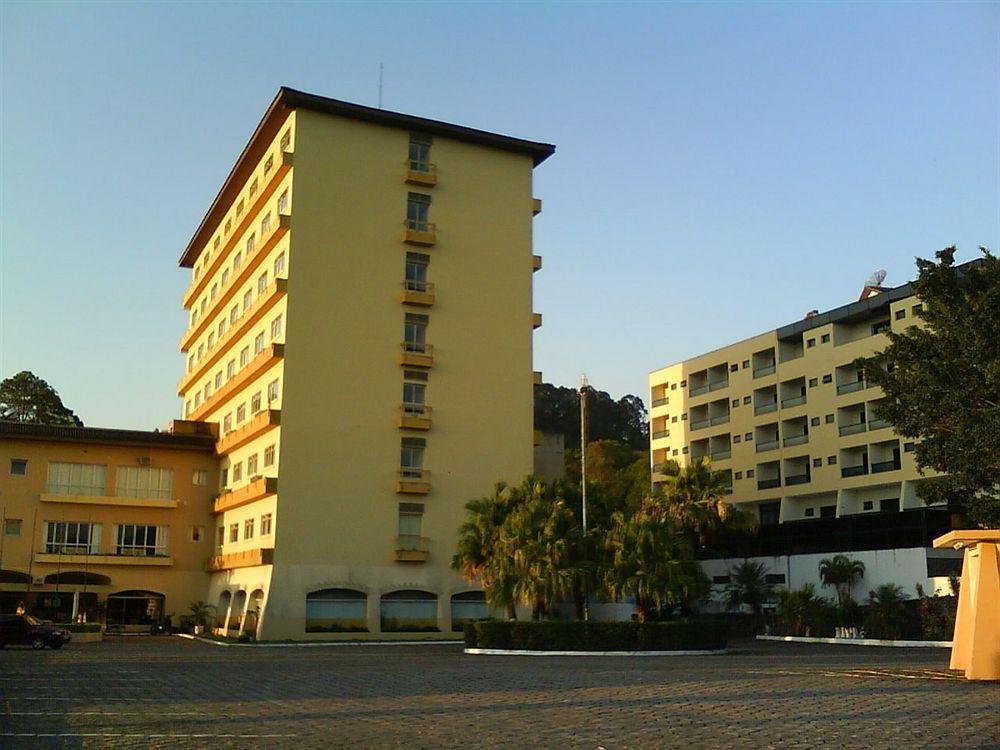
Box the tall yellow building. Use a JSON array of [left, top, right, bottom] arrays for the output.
[[649, 276, 963, 596], [176, 88, 554, 639]]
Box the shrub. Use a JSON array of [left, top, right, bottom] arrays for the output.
[[916, 580, 958, 640], [465, 619, 728, 651], [774, 584, 837, 637]]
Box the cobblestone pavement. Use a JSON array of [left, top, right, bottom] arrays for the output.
[[1, 637, 997, 749]]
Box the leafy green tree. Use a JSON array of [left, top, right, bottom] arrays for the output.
[[775, 583, 831, 637], [859, 247, 999, 527], [534, 383, 649, 450], [864, 584, 911, 640], [0, 371, 83, 426], [656, 457, 756, 549], [723, 560, 772, 633], [818, 555, 866, 603]]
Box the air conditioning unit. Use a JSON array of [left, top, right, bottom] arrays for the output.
[[137, 456, 152, 466]]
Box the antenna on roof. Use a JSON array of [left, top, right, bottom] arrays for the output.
[[866, 269, 887, 287], [378, 62, 384, 109]]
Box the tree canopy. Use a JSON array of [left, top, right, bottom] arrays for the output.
[[0, 371, 83, 426], [859, 247, 999, 527], [534, 383, 649, 450]]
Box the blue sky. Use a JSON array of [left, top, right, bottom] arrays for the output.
[[1, 2, 997, 430]]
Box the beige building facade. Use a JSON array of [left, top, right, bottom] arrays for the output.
[[0, 422, 217, 629], [175, 88, 554, 639]]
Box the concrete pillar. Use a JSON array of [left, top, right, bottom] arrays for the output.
[[438, 593, 452, 635], [367, 592, 381, 634]]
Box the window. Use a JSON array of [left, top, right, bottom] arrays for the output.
[[260, 513, 272, 535], [261, 212, 272, 235], [249, 178, 258, 199], [403, 313, 428, 351], [210, 284, 218, 302], [400, 437, 425, 476], [116, 524, 168, 556], [822, 374, 832, 384], [264, 154, 274, 176], [406, 192, 431, 230], [203, 382, 211, 400], [672, 449, 678, 456], [825, 414, 834, 423], [743, 396, 752, 405], [680, 380, 687, 387], [730, 363, 738, 372], [251, 392, 262, 415], [190, 526, 204, 542], [758, 502, 778, 525], [214, 236, 221, 251], [236, 199, 244, 218], [185, 401, 192, 418], [264, 444, 275, 467], [278, 190, 289, 214], [863, 501, 874, 511], [827, 455, 837, 465], [247, 453, 258, 476], [45, 521, 102, 554], [9, 459, 27, 476], [811, 417, 820, 426], [671, 416, 678, 423], [912, 304, 923, 315], [733, 435, 741, 443], [188, 355, 195, 373], [234, 251, 242, 270], [223, 414, 232, 434], [904, 442, 915, 452], [46, 462, 106, 495], [258, 272, 268, 294], [194, 392, 201, 408], [193, 470, 209, 486], [404, 376, 426, 406], [221, 467, 228, 488], [270, 314, 282, 339], [221, 269, 230, 286], [893, 309, 906, 320], [246, 233, 256, 255], [681, 446, 689, 454], [199, 299, 207, 316], [230, 306, 239, 325], [227, 360, 236, 380], [670, 384, 676, 390], [821, 333, 830, 343], [820, 506, 836, 519], [245, 518, 255, 539], [744, 433, 752, 441], [217, 526, 225, 546], [243, 289, 253, 312], [805, 507, 815, 517], [405, 251, 430, 291], [274, 251, 286, 276], [746, 469, 755, 478], [267, 379, 280, 403], [807, 338, 816, 348], [808, 377, 818, 387], [280, 129, 291, 151], [872, 320, 891, 335], [240, 347, 250, 368], [214, 371, 223, 390], [225, 218, 232, 235], [232, 461, 243, 482], [398, 502, 424, 539], [732, 398, 739, 408], [218, 320, 226, 339], [236, 404, 247, 423], [409, 133, 432, 171], [742, 360, 750, 369], [117, 466, 174, 499], [229, 523, 239, 543], [4, 518, 23, 536], [734, 472, 742, 480], [812, 458, 822, 468], [197, 343, 204, 361]]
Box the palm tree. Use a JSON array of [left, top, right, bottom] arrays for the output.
[[723, 560, 771, 633], [656, 457, 755, 548], [865, 583, 910, 640], [818, 555, 866, 603], [188, 601, 216, 632]]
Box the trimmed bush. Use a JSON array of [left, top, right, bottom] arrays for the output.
[[465, 619, 728, 651]]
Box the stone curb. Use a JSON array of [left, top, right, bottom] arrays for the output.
[[175, 634, 463, 648], [463, 648, 730, 656], [756, 635, 951, 648]]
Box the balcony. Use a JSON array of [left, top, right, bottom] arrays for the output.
[[533, 255, 542, 272], [841, 465, 868, 478], [399, 280, 435, 307], [532, 198, 542, 216], [403, 220, 436, 246], [188, 343, 284, 421], [404, 161, 437, 187], [709, 379, 729, 392], [394, 535, 430, 562], [39, 493, 178, 509], [710, 450, 732, 461], [711, 414, 730, 426], [757, 478, 782, 490], [216, 409, 280, 455], [205, 547, 274, 572], [691, 418, 710, 430], [398, 404, 432, 431], [689, 384, 710, 397], [396, 468, 430, 494], [839, 422, 867, 437], [651, 397, 668, 407], [754, 402, 778, 415], [651, 430, 669, 440], [398, 342, 434, 368], [783, 434, 809, 447], [785, 474, 810, 486], [213, 476, 278, 515], [871, 459, 901, 474], [755, 440, 779, 453], [533, 313, 543, 330], [34, 551, 173, 567], [781, 396, 806, 408], [753, 365, 776, 378], [836, 380, 868, 395], [867, 418, 890, 431], [183, 151, 293, 309]]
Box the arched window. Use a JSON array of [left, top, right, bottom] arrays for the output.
[[306, 589, 367, 633], [380, 589, 438, 633], [450, 591, 493, 632]]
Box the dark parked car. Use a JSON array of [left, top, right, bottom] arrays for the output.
[[0, 615, 72, 649]]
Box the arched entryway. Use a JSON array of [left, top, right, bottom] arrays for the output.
[[230, 590, 247, 634], [305, 588, 367, 632], [106, 590, 164, 630], [380, 589, 438, 632], [243, 589, 265, 636], [217, 591, 232, 630]]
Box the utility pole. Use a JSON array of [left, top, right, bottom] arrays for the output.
[[580, 373, 590, 621]]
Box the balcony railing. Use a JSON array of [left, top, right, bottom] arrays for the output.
[[398, 403, 432, 430], [651, 397, 668, 407], [757, 478, 782, 490], [836, 380, 867, 395], [404, 161, 438, 187], [399, 342, 434, 368], [783, 434, 809, 447], [785, 474, 810, 486], [754, 402, 777, 415], [710, 450, 732, 461], [651, 430, 669, 440], [403, 220, 437, 246], [781, 395, 806, 408], [691, 418, 710, 430], [867, 419, 890, 431], [710, 414, 731, 426], [839, 422, 867, 436], [396, 468, 430, 494], [753, 365, 776, 378], [400, 280, 435, 306], [841, 465, 868, 478], [689, 384, 709, 397], [709, 380, 729, 392], [395, 535, 430, 562], [756, 440, 779, 453], [871, 459, 901, 474]]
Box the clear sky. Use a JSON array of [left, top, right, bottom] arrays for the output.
[[1, 2, 997, 430]]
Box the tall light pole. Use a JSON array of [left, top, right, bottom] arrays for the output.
[[580, 374, 590, 621]]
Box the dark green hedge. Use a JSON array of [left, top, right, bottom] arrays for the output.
[[465, 619, 728, 651]]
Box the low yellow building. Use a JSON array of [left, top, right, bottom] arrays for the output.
[[174, 88, 554, 639], [0, 421, 217, 630]]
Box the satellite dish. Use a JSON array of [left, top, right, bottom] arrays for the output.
[[866, 269, 887, 286]]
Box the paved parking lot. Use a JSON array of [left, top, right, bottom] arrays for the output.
[[1, 636, 997, 749]]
